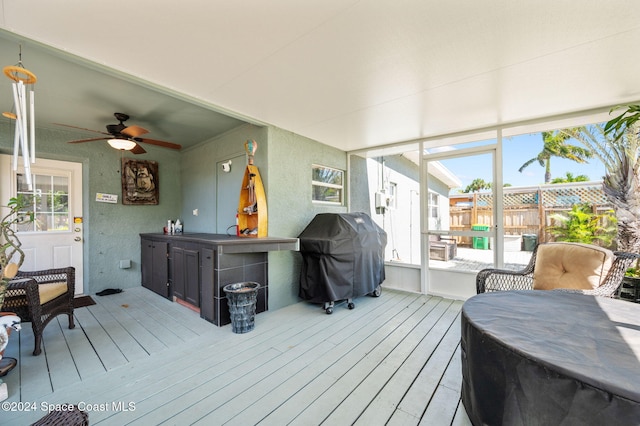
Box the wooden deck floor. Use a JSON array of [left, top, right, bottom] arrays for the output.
[[1, 286, 472, 425]]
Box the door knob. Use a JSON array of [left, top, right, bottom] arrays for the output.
[[74, 237, 82, 242]]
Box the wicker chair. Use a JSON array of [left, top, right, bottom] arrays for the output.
[[2, 267, 76, 355], [477, 243, 639, 297]]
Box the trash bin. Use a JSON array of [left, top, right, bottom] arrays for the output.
[[223, 282, 260, 334], [472, 224, 489, 250], [522, 234, 538, 252]]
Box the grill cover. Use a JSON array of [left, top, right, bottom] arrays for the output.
[[298, 212, 386, 303]]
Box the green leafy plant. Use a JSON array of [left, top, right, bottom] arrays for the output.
[[561, 116, 640, 254], [0, 196, 34, 307], [604, 104, 640, 142], [518, 130, 592, 184], [550, 172, 590, 184], [625, 257, 640, 278], [547, 203, 617, 248], [461, 178, 492, 193]]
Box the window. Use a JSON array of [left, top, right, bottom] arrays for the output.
[[16, 172, 70, 232], [387, 182, 397, 209], [312, 165, 344, 204], [429, 192, 439, 221]]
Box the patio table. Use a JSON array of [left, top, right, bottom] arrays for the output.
[[461, 290, 640, 425]]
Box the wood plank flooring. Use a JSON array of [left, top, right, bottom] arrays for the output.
[[1, 286, 471, 425]]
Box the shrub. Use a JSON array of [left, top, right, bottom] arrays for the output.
[[547, 203, 617, 249]]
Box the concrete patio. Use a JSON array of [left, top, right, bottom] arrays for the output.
[[430, 247, 533, 273]]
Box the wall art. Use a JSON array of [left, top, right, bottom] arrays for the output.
[[121, 158, 159, 205]]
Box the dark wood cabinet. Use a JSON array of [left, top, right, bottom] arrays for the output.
[[140, 233, 299, 326], [171, 244, 200, 307], [200, 247, 215, 322], [184, 248, 200, 307], [140, 237, 169, 298], [170, 246, 184, 300]]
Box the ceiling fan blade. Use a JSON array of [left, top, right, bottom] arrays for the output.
[[131, 143, 147, 154], [68, 137, 108, 144], [121, 125, 149, 138], [138, 138, 182, 150], [54, 123, 111, 136]]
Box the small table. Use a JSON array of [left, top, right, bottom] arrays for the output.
[[461, 291, 640, 425]]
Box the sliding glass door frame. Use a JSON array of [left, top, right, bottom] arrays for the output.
[[419, 130, 504, 294]]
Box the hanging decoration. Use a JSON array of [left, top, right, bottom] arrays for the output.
[[3, 46, 37, 189], [244, 139, 257, 165]]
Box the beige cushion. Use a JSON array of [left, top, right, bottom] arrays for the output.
[[533, 243, 614, 290], [38, 282, 68, 304]]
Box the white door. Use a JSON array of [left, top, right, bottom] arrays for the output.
[[421, 142, 501, 300], [0, 155, 84, 294]]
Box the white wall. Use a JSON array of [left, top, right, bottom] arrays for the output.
[[366, 156, 452, 265], [427, 268, 477, 300], [366, 157, 421, 264]]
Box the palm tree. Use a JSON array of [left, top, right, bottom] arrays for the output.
[[550, 172, 590, 184], [561, 122, 640, 253], [518, 130, 593, 183], [461, 178, 491, 193]]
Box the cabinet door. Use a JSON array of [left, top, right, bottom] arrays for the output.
[[141, 238, 169, 298], [171, 246, 185, 300], [200, 247, 214, 322], [141, 238, 154, 290], [184, 248, 200, 307], [152, 241, 169, 298]]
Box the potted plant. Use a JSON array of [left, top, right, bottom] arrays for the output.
[[625, 260, 640, 279], [602, 105, 640, 300], [620, 259, 640, 301], [1, 195, 33, 306], [0, 196, 32, 378]]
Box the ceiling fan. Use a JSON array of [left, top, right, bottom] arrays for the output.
[[58, 112, 182, 154]]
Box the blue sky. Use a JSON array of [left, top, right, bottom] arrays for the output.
[[439, 132, 607, 192]]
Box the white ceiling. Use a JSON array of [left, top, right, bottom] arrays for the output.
[[1, 0, 639, 153]]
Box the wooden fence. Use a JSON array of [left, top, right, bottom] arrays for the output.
[[448, 182, 612, 247]]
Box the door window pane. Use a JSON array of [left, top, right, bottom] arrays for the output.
[[16, 173, 70, 232]]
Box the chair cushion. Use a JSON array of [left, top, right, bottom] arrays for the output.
[[38, 282, 68, 304], [533, 243, 614, 290]]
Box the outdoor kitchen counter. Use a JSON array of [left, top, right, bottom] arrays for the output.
[[140, 232, 299, 253], [140, 233, 299, 326]]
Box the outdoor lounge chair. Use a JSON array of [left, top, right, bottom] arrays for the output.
[[2, 267, 76, 355], [476, 242, 639, 297], [429, 234, 457, 261]]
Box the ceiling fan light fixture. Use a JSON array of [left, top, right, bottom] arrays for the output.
[[108, 138, 137, 151]]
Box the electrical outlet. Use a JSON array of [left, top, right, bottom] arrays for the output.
[[192, 209, 199, 216]]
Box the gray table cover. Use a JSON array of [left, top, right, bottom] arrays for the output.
[[461, 290, 640, 425]]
